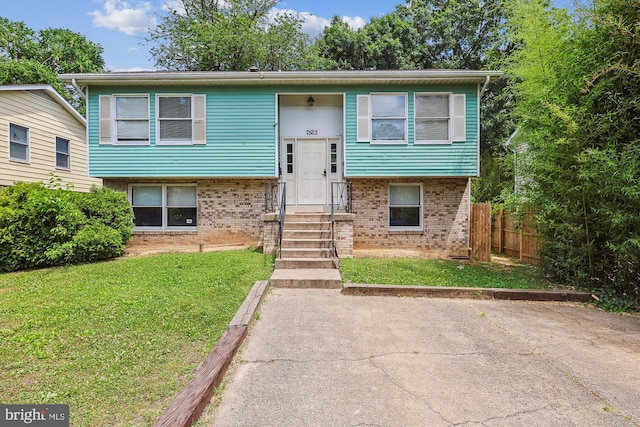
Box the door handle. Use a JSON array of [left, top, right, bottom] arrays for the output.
[[323, 169, 327, 176]]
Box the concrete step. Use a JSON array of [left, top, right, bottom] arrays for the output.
[[281, 238, 331, 249], [283, 221, 331, 231], [269, 268, 342, 289], [282, 230, 331, 239], [285, 214, 331, 223], [275, 258, 337, 269], [280, 248, 332, 259]]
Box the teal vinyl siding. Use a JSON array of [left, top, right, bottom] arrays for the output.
[[87, 82, 480, 178], [345, 84, 479, 177], [87, 87, 277, 177]]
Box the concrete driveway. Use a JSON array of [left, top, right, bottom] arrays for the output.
[[210, 289, 640, 427]]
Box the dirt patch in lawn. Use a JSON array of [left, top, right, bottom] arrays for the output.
[[124, 242, 251, 257]]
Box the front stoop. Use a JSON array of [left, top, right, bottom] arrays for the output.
[[270, 213, 342, 289], [269, 268, 342, 289]]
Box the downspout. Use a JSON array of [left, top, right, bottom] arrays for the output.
[[71, 79, 86, 101], [470, 74, 492, 255], [475, 74, 492, 176], [468, 177, 472, 257], [479, 74, 491, 98]]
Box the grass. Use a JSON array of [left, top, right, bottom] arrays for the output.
[[341, 257, 561, 289], [0, 249, 274, 426], [0, 249, 561, 425]]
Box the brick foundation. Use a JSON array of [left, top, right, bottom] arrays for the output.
[[105, 177, 470, 258], [105, 178, 276, 248], [348, 177, 470, 257]]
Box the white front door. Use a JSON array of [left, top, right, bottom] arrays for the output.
[[298, 139, 327, 205]]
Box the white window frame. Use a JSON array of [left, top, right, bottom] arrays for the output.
[[9, 123, 30, 163], [113, 95, 150, 145], [156, 94, 194, 145], [388, 183, 423, 231], [129, 184, 198, 231], [55, 136, 71, 170], [357, 93, 408, 145], [414, 92, 466, 144]]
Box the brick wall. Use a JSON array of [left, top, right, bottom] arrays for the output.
[[348, 177, 470, 256], [105, 177, 469, 257], [105, 178, 276, 247]]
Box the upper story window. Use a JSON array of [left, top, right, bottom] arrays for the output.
[[414, 93, 466, 144], [99, 94, 206, 145], [157, 95, 193, 145], [357, 93, 408, 144], [9, 123, 29, 163], [114, 96, 149, 144], [55, 137, 70, 169]]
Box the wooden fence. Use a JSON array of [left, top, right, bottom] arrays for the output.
[[470, 203, 492, 262], [470, 205, 542, 264], [491, 210, 541, 264]]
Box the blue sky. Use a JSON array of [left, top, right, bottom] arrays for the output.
[[2, 0, 580, 72]]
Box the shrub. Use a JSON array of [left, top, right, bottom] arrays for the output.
[[73, 186, 134, 244], [72, 223, 126, 262], [0, 182, 134, 272]]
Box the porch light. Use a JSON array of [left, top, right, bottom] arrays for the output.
[[307, 96, 315, 106]]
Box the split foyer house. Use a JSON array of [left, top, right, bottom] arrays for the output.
[[61, 70, 501, 258], [0, 84, 101, 191]]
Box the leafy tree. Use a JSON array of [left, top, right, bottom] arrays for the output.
[[315, 16, 369, 70], [315, 0, 510, 71], [363, 13, 420, 70], [37, 28, 105, 74], [507, 0, 640, 307], [314, 1, 516, 204], [0, 17, 105, 113], [147, 0, 319, 71], [394, 0, 510, 69]]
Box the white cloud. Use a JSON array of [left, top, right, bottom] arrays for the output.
[[270, 8, 367, 37], [90, 0, 158, 36], [342, 16, 367, 30]]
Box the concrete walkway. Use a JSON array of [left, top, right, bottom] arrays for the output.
[[210, 289, 640, 427]]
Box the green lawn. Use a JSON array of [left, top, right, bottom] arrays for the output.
[[341, 257, 560, 289], [1, 250, 560, 425], [0, 249, 274, 426]]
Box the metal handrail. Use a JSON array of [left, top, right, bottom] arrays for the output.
[[330, 182, 352, 268], [277, 183, 286, 259], [264, 182, 286, 258]]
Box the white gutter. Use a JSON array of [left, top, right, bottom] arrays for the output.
[[60, 70, 503, 87]]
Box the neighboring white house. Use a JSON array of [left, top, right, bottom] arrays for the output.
[[0, 84, 101, 191]]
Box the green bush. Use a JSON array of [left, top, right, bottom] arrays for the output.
[[72, 223, 126, 262], [0, 182, 134, 272], [73, 186, 135, 244]]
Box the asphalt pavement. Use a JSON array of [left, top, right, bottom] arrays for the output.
[[210, 288, 640, 427]]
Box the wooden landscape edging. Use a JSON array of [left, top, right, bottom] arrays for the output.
[[153, 280, 269, 427]]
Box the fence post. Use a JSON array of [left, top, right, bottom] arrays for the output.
[[498, 209, 504, 253], [519, 222, 524, 262]]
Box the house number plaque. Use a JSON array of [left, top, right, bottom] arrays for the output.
[[306, 129, 318, 135]]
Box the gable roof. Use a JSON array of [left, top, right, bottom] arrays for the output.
[[60, 70, 502, 88], [0, 84, 85, 125]]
